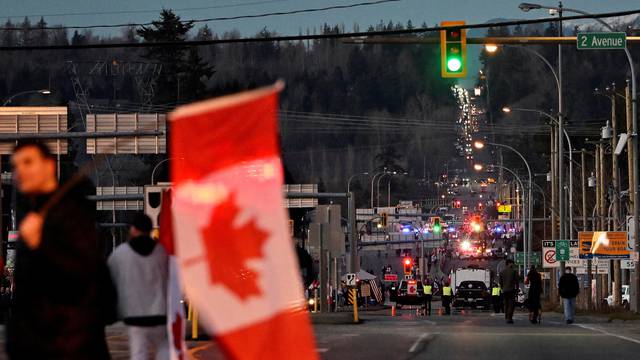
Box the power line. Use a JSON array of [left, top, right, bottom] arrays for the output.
[[4, 0, 403, 31], [0, 0, 290, 20], [0, 6, 634, 49]]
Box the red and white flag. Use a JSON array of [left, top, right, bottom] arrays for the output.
[[159, 189, 187, 360], [169, 82, 317, 360]]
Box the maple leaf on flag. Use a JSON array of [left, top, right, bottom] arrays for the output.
[[200, 192, 269, 300]]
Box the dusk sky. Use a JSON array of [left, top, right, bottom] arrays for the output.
[[1, 0, 638, 37]]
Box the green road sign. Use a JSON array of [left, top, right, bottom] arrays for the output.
[[577, 32, 626, 50], [556, 240, 570, 261], [516, 252, 541, 266]]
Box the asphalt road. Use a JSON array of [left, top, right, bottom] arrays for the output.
[[313, 309, 640, 360]]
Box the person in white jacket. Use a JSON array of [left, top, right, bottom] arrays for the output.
[[108, 213, 169, 360]]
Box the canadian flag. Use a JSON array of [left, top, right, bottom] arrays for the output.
[[158, 189, 187, 360], [169, 82, 317, 359]]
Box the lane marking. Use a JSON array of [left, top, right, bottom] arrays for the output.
[[409, 333, 430, 353], [576, 324, 640, 345], [317, 348, 330, 353]]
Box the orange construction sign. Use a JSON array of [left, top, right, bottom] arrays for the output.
[[578, 231, 631, 259]]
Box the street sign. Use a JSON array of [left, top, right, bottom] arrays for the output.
[[577, 32, 626, 50], [345, 273, 357, 286], [515, 251, 541, 266], [498, 204, 512, 213], [383, 274, 398, 282], [543, 241, 558, 268], [556, 240, 570, 261], [579, 231, 630, 259], [622, 260, 636, 270]]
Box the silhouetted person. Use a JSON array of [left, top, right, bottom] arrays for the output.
[[7, 140, 113, 359], [526, 266, 542, 324], [558, 267, 579, 324], [499, 259, 518, 324]]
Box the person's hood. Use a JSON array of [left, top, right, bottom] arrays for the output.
[[128, 235, 157, 256]]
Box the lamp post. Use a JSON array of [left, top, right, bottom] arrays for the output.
[[370, 170, 389, 209], [487, 164, 527, 260], [475, 140, 532, 273], [484, 39, 562, 269], [387, 172, 407, 207], [519, 0, 639, 312], [2, 89, 52, 106], [377, 171, 397, 208], [347, 172, 369, 193], [503, 106, 574, 243]]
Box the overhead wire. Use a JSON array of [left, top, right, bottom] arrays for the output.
[[0, 0, 291, 19], [0, 8, 636, 50], [2, 0, 403, 31]]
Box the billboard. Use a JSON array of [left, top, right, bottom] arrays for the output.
[[578, 231, 630, 259]]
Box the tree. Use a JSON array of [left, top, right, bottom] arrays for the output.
[[181, 48, 214, 100], [137, 9, 212, 103]]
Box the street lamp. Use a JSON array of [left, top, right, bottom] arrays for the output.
[[487, 164, 527, 253], [370, 170, 390, 209], [484, 44, 498, 53], [386, 172, 407, 207], [518, 3, 542, 12], [347, 172, 369, 193], [474, 139, 533, 272], [377, 171, 397, 208], [520, 4, 638, 307], [503, 106, 574, 242], [3, 89, 53, 106]]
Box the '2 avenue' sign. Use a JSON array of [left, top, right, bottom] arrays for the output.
[[577, 32, 626, 50]]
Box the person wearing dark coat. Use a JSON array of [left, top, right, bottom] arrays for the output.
[[6, 140, 114, 359], [525, 266, 542, 324], [558, 267, 580, 324]]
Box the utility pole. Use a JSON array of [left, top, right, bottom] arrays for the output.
[[550, 126, 558, 303], [595, 144, 602, 308], [582, 149, 592, 310], [611, 89, 622, 307], [598, 143, 608, 303], [625, 82, 635, 303], [557, 1, 566, 275]]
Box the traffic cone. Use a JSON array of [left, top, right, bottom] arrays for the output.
[[391, 304, 396, 317]]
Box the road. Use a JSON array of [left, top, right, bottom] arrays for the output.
[[178, 307, 640, 359], [312, 309, 640, 360]]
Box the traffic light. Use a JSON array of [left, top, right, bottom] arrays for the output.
[[432, 217, 441, 234], [403, 257, 413, 275], [440, 21, 467, 78], [381, 213, 388, 227]]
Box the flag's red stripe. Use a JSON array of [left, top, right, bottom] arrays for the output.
[[216, 309, 318, 360], [170, 91, 280, 184]]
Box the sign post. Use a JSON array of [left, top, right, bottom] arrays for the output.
[[556, 240, 570, 261], [577, 32, 627, 50]]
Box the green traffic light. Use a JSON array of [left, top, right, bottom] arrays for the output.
[[447, 58, 462, 72], [433, 224, 441, 233]]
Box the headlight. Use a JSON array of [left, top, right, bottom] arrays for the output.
[[308, 298, 315, 306]]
